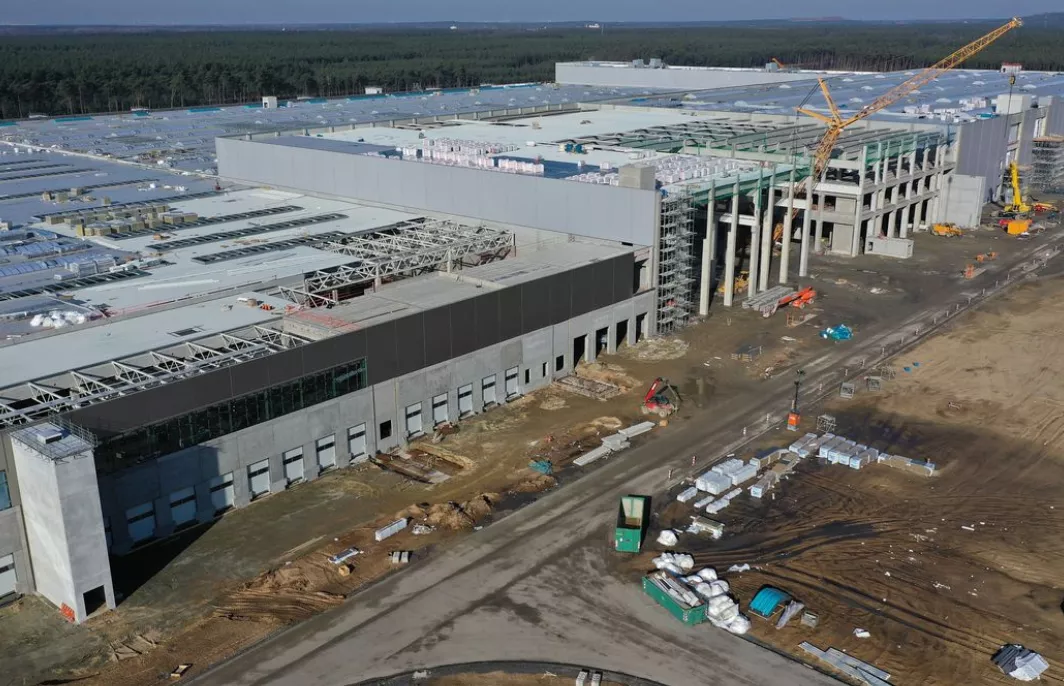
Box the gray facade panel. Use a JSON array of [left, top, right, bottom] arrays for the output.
[[1047, 101, 1064, 136], [216, 137, 658, 246]]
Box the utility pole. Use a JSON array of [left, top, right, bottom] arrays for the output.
[[787, 369, 805, 432]]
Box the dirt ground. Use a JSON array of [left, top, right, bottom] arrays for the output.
[[651, 278, 1064, 685], [0, 220, 1052, 686]]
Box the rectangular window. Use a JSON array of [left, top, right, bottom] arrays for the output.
[[283, 448, 304, 486], [347, 424, 368, 462], [524, 369, 531, 385], [379, 420, 392, 440], [316, 435, 336, 472], [169, 487, 197, 529], [432, 393, 448, 425], [482, 374, 497, 407], [541, 362, 548, 378], [457, 384, 474, 417], [248, 459, 271, 499], [405, 403, 423, 437], [0, 471, 10, 512], [209, 473, 235, 514], [125, 502, 156, 544], [505, 367, 520, 398], [555, 355, 564, 372]]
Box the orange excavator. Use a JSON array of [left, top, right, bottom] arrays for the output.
[[641, 378, 680, 418]]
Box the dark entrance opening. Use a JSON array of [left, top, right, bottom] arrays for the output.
[[573, 335, 587, 365], [616, 319, 629, 349], [83, 586, 107, 617]]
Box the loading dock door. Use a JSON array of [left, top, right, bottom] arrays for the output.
[[432, 394, 448, 425], [405, 403, 424, 437], [283, 449, 304, 485], [248, 459, 271, 499], [125, 502, 156, 544], [504, 367, 519, 398], [347, 424, 367, 462], [0, 554, 15, 598], [316, 435, 336, 471], [458, 384, 474, 416], [209, 473, 235, 513], [169, 487, 197, 528]]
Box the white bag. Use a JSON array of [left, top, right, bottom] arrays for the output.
[[697, 567, 718, 581], [656, 529, 679, 547]]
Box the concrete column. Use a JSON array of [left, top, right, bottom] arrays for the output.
[[758, 170, 776, 292], [748, 169, 763, 299], [885, 210, 895, 238], [813, 191, 825, 254], [851, 146, 868, 257], [723, 179, 740, 307], [698, 182, 716, 316], [779, 167, 795, 284], [799, 198, 812, 277]]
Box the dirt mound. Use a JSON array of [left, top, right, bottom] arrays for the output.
[[213, 558, 344, 623], [509, 474, 557, 494], [539, 395, 567, 411], [621, 337, 689, 361], [403, 493, 500, 530], [589, 416, 623, 431]]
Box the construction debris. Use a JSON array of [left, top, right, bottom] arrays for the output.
[[169, 664, 191, 679], [374, 518, 408, 542], [389, 550, 412, 565], [993, 644, 1050, 681], [775, 600, 805, 629], [556, 375, 622, 401], [800, 642, 889, 686], [327, 547, 361, 565]]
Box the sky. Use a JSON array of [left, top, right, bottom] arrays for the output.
[[0, 0, 1059, 26]]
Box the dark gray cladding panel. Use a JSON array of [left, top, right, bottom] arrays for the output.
[[422, 306, 452, 367], [365, 320, 398, 385], [228, 356, 275, 397], [612, 253, 634, 301], [393, 314, 426, 377], [498, 286, 523, 342], [474, 291, 501, 350], [449, 299, 477, 358], [521, 277, 551, 332], [264, 348, 305, 386], [549, 271, 572, 322], [569, 264, 596, 316], [302, 329, 366, 374], [591, 260, 615, 310]]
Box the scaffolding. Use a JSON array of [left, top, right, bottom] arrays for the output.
[[1032, 136, 1064, 193], [655, 190, 696, 335], [279, 217, 513, 307]]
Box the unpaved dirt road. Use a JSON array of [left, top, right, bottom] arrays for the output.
[[191, 238, 1064, 686]]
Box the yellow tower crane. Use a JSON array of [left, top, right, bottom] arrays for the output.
[[776, 17, 1022, 241]]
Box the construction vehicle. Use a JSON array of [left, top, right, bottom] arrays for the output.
[[642, 378, 680, 417], [790, 19, 1021, 228], [931, 223, 963, 237], [787, 369, 805, 432], [1003, 161, 1032, 216], [717, 270, 749, 294], [1006, 218, 1032, 235], [614, 495, 650, 553]]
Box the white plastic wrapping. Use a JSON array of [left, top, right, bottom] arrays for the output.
[[656, 529, 679, 547]]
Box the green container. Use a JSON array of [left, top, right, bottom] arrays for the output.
[[614, 495, 649, 553], [642, 573, 708, 626]]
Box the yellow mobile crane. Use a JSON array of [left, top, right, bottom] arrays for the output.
[[780, 18, 1022, 236], [1003, 160, 1031, 215]]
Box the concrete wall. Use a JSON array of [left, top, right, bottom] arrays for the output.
[[1046, 99, 1064, 136], [955, 116, 1009, 196], [0, 439, 31, 597], [10, 435, 114, 623], [216, 137, 659, 246], [938, 174, 987, 227], [99, 291, 654, 554], [555, 63, 815, 90]]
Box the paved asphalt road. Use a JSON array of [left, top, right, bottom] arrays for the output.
[[193, 238, 1061, 686]]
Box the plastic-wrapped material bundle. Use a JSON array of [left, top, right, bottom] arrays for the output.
[[725, 614, 751, 635], [697, 567, 718, 581], [656, 529, 679, 547]]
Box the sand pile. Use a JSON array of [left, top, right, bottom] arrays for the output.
[[403, 493, 500, 530]]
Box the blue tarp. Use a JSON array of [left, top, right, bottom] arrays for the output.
[[750, 586, 791, 618], [820, 324, 854, 341]]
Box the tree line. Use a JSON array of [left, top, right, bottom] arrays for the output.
[[0, 25, 1061, 119]]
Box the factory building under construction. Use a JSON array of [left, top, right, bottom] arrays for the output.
[[0, 50, 1063, 624]]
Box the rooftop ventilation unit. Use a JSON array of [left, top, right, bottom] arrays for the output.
[[36, 427, 64, 445]]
